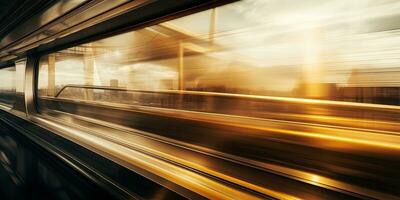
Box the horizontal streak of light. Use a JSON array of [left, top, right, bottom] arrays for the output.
[[43, 96, 400, 151], [31, 107, 397, 200], [31, 116, 283, 200], [55, 84, 400, 111]]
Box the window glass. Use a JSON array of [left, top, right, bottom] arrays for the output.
[[38, 0, 400, 105], [0, 66, 16, 106]]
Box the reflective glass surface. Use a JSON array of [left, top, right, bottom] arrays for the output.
[[38, 0, 400, 106], [0, 66, 16, 107]]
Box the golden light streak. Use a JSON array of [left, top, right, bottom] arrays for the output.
[[32, 117, 272, 200]]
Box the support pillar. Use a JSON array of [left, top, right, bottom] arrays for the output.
[[84, 48, 94, 100], [47, 55, 56, 97]]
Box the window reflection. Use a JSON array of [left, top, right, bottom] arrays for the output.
[[38, 0, 400, 106], [0, 66, 16, 106]]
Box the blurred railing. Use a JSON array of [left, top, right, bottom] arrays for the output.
[[51, 84, 400, 132]]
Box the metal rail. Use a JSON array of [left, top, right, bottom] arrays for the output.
[[54, 84, 400, 111]]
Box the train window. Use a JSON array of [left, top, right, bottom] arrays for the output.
[[37, 0, 400, 127], [0, 66, 16, 107]]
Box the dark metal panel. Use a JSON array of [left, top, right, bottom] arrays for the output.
[[0, 0, 138, 62], [0, 109, 190, 199], [0, 0, 57, 39], [0, 0, 89, 50], [0, 111, 123, 200]]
